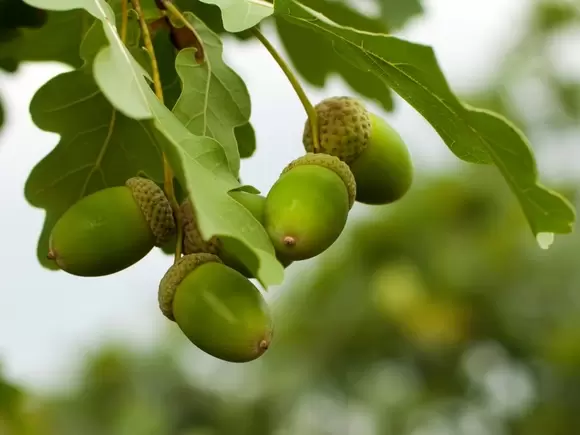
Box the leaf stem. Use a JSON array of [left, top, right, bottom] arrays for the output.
[[251, 27, 319, 152], [131, 0, 183, 262], [132, 0, 163, 102]]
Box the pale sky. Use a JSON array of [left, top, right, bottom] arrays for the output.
[[0, 0, 567, 393]]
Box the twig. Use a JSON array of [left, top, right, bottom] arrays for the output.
[[120, 0, 128, 42], [131, 0, 183, 262], [132, 0, 163, 102], [251, 27, 320, 152]]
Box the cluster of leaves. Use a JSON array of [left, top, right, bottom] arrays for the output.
[[0, 0, 576, 290]]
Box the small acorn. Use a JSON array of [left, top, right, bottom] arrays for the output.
[[303, 96, 372, 163], [158, 254, 273, 363], [48, 177, 175, 277], [350, 113, 414, 205], [263, 153, 356, 262]]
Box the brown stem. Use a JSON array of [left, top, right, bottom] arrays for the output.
[[131, 0, 183, 262]]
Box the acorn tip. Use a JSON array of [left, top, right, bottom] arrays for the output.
[[259, 339, 270, 351]]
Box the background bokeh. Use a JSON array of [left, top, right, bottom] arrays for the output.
[[2, 0, 580, 434]]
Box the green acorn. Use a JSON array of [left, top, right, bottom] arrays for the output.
[[48, 177, 175, 277], [263, 153, 356, 261], [158, 254, 273, 363], [350, 113, 414, 204], [303, 96, 372, 163]]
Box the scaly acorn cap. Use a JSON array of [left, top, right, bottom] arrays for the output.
[[158, 253, 222, 321], [282, 153, 357, 208], [126, 177, 176, 246], [303, 96, 372, 163], [180, 199, 221, 255]]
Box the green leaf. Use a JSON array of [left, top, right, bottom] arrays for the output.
[[173, 0, 253, 40], [170, 13, 253, 176], [197, 0, 274, 33], [0, 0, 48, 55], [295, 0, 388, 32], [24, 0, 283, 285], [0, 0, 48, 71], [135, 0, 163, 20], [235, 122, 256, 159], [0, 6, 89, 72], [378, 0, 423, 30], [275, 0, 576, 238], [231, 184, 261, 194]]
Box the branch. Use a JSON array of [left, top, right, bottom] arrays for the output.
[[131, 0, 183, 262]]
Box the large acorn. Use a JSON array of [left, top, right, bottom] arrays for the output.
[[263, 153, 356, 262], [349, 113, 414, 205], [158, 254, 273, 363], [48, 177, 175, 277]]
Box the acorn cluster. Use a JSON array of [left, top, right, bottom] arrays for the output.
[[304, 96, 413, 205], [47, 96, 413, 364]]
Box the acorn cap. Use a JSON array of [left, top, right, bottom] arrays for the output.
[[126, 177, 175, 246], [303, 96, 371, 163], [180, 199, 220, 255], [158, 253, 222, 321], [282, 153, 357, 208]]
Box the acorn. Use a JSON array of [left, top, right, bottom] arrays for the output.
[[303, 96, 372, 163], [349, 113, 414, 205], [263, 153, 356, 261], [158, 254, 273, 363], [48, 177, 175, 277]]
